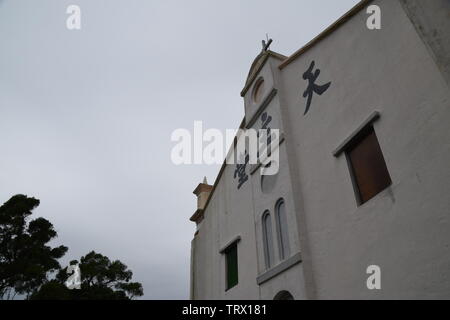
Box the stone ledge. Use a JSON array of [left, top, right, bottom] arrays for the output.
[[257, 252, 302, 285]]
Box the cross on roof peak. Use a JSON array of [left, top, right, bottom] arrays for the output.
[[262, 37, 273, 52]]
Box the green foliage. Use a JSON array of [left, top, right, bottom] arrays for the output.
[[32, 251, 143, 300], [1, 194, 143, 300], [28, 280, 72, 300], [0, 195, 68, 299]]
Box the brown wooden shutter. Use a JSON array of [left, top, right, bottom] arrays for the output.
[[347, 127, 392, 204]]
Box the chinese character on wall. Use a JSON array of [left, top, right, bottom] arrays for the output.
[[302, 60, 331, 115]]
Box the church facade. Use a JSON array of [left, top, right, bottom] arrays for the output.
[[189, 0, 450, 300]]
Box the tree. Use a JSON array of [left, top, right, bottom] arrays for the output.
[[0, 195, 68, 299], [31, 251, 143, 300]]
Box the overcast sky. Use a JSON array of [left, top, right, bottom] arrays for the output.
[[0, 0, 359, 299]]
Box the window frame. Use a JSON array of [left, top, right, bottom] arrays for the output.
[[224, 242, 239, 291], [275, 199, 290, 261], [252, 77, 265, 104], [333, 112, 392, 206], [344, 125, 392, 205], [262, 210, 275, 269]]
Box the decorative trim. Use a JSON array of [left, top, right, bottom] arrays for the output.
[[219, 235, 241, 254], [257, 252, 302, 285], [246, 88, 278, 129], [193, 183, 213, 196], [332, 111, 381, 157], [190, 209, 204, 223]]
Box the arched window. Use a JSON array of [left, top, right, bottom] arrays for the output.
[[274, 290, 294, 300], [262, 211, 275, 269], [275, 199, 290, 260]]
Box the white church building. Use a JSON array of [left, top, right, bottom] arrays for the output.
[[189, 0, 450, 300]]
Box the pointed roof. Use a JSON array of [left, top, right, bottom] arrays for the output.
[[241, 50, 287, 97]]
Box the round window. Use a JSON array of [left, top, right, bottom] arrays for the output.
[[253, 78, 265, 104], [261, 162, 278, 194]]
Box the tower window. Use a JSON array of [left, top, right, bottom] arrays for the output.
[[262, 211, 275, 269], [345, 126, 392, 205], [275, 199, 290, 260]]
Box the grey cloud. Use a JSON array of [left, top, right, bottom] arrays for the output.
[[0, 0, 359, 299]]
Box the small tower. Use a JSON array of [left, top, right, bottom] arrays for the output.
[[190, 177, 213, 228]]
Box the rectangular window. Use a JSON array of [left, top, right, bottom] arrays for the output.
[[225, 243, 238, 290], [346, 126, 392, 205]]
